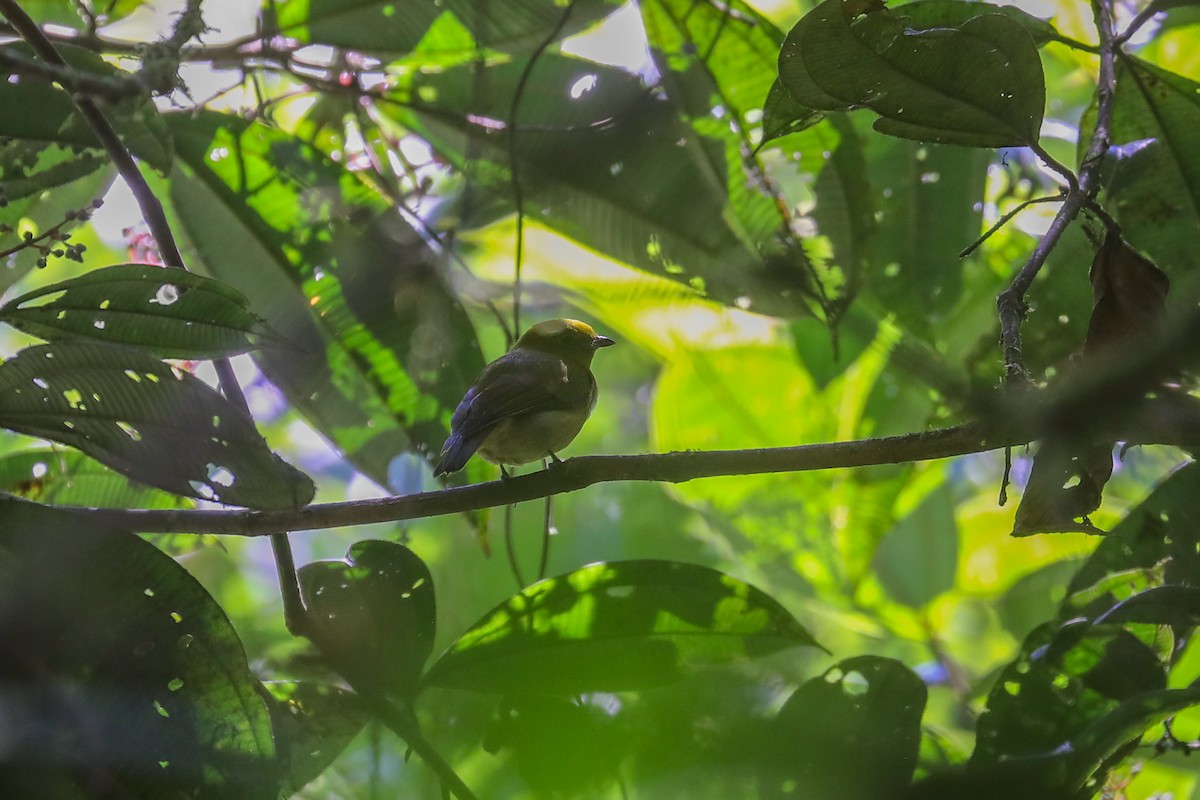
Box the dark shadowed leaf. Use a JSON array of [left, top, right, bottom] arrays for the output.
[[423, 560, 822, 695], [0, 342, 314, 508], [263, 681, 371, 795], [299, 540, 436, 702], [779, 1, 1045, 147], [0, 264, 270, 359], [0, 525, 279, 799], [759, 656, 926, 799]]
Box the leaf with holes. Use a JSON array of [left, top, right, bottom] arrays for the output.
[[299, 540, 436, 702], [759, 656, 926, 799], [0, 264, 273, 359], [0, 343, 313, 508], [779, 1, 1045, 147], [423, 560, 823, 695], [0, 525, 279, 798]]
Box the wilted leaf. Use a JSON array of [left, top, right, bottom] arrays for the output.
[[1012, 438, 1112, 535], [0, 264, 271, 359], [298, 540, 436, 702], [1083, 232, 1169, 355], [424, 560, 822, 695], [0, 342, 314, 509]]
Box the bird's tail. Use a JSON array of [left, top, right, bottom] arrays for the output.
[[433, 431, 485, 477]]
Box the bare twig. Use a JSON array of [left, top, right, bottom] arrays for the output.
[[994, 0, 1119, 384]]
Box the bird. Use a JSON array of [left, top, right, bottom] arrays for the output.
[[433, 319, 615, 477]]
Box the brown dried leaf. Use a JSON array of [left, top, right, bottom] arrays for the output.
[[1084, 233, 1169, 355]]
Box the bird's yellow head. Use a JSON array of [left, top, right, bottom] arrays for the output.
[[516, 319, 615, 363]]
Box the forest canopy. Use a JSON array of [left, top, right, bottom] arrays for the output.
[[1, 0, 1200, 798]]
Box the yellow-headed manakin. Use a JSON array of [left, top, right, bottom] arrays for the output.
[[433, 319, 615, 476]]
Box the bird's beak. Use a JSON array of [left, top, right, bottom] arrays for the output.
[[593, 335, 615, 349]]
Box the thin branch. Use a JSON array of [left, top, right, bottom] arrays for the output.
[[994, 0, 1119, 384], [959, 194, 1064, 259], [1112, 0, 1164, 46], [0, 48, 145, 100]]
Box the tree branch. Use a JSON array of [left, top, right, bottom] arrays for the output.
[[995, 0, 1119, 384]]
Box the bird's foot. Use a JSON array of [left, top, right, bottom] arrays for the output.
[[546, 452, 564, 468]]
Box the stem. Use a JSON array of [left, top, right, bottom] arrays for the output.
[[995, 0, 1119, 384]]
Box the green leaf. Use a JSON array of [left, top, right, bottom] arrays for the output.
[[0, 447, 191, 509], [262, 681, 370, 795], [1094, 58, 1200, 288], [164, 110, 484, 480], [873, 483, 958, 607], [0, 342, 314, 509], [298, 540, 436, 702], [423, 560, 823, 695], [0, 43, 170, 170], [0, 264, 270, 359], [759, 656, 926, 799], [779, 1, 1045, 147], [0, 525, 279, 799]]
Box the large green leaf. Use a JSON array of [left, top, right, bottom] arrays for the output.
[[1094, 57, 1200, 289], [0, 342, 314, 508], [423, 560, 823, 695], [392, 55, 819, 316], [0, 525, 279, 799], [0, 264, 270, 359], [759, 656, 926, 799], [164, 111, 484, 481], [298, 540, 436, 702], [779, 1, 1045, 147]]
